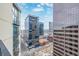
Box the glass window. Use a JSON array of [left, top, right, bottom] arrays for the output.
[[13, 6, 20, 56], [0, 48, 2, 56]]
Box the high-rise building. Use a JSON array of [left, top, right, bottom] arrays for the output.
[[49, 22, 53, 35], [0, 3, 21, 56], [12, 3, 21, 56], [53, 3, 79, 56], [25, 15, 39, 47], [0, 3, 13, 56], [0, 3, 20, 56], [39, 22, 44, 35]]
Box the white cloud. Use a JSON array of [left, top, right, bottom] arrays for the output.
[[37, 4, 41, 7], [19, 4, 28, 10], [32, 7, 44, 12], [40, 3, 53, 8], [32, 4, 44, 13], [32, 3, 53, 13], [46, 3, 53, 7]]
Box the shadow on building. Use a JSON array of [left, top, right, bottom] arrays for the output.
[[0, 40, 11, 56]]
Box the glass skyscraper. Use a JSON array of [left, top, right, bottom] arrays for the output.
[[12, 3, 21, 56], [25, 15, 39, 48]]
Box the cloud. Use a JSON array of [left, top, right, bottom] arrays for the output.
[[37, 4, 41, 7], [46, 4, 53, 7], [18, 4, 28, 10], [32, 4, 44, 13], [32, 7, 44, 12], [40, 3, 53, 8]]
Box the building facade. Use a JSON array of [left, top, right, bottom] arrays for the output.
[[53, 3, 79, 56], [49, 22, 53, 35], [39, 22, 44, 36], [12, 3, 21, 56], [0, 3, 13, 56], [25, 15, 39, 47], [0, 3, 21, 56]]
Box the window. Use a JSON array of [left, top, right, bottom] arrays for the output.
[[65, 38, 69, 40], [73, 35, 78, 38], [73, 53, 78, 56], [65, 50, 69, 53], [69, 52, 72, 54], [69, 47, 72, 50], [69, 39, 72, 41], [69, 43, 73, 46], [28, 42, 32, 46], [65, 42, 69, 45], [65, 46, 69, 49], [70, 35, 72, 37], [73, 49, 78, 52], [0, 48, 2, 56], [13, 5, 20, 56], [29, 34, 32, 39], [74, 44, 78, 48], [74, 30, 78, 33], [65, 54, 69, 56], [74, 40, 78, 43], [73, 25, 78, 28]]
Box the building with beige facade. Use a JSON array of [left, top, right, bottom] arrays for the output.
[[0, 3, 13, 56], [0, 3, 21, 56], [53, 3, 79, 56]]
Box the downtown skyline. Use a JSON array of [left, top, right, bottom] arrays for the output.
[[18, 3, 53, 30]]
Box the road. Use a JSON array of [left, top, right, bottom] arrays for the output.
[[20, 35, 53, 56]]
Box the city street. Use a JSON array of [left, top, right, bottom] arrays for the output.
[[33, 42, 53, 56], [20, 36, 53, 56], [20, 37, 29, 56]]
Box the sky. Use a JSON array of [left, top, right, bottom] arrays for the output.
[[18, 3, 53, 30]]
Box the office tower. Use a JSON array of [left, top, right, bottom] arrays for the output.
[[49, 22, 53, 35], [39, 22, 44, 35], [53, 3, 79, 56], [25, 15, 39, 48], [12, 3, 21, 56]]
